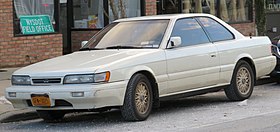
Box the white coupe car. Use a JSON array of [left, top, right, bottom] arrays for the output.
[[6, 14, 276, 122]]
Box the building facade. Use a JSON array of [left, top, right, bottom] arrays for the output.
[[0, 0, 255, 68]]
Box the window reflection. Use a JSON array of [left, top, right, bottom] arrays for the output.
[[182, 0, 217, 15], [86, 20, 169, 49], [197, 17, 234, 41], [181, 0, 252, 23], [73, 0, 141, 29], [73, 0, 104, 28], [171, 18, 210, 47]]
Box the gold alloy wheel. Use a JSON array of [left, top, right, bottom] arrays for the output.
[[236, 67, 251, 95], [135, 82, 150, 114]]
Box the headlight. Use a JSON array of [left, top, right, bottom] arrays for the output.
[[12, 75, 31, 85], [63, 72, 110, 84]]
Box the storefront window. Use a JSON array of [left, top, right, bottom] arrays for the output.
[[224, 0, 252, 23], [182, 0, 218, 16], [162, 0, 252, 23], [72, 0, 141, 29], [108, 0, 141, 23], [13, 0, 59, 35], [73, 0, 104, 28]]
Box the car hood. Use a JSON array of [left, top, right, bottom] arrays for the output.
[[14, 49, 158, 77]]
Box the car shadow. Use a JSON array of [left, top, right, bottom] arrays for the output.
[[1, 91, 261, 131], [0, 92, 238, 126], [48, 91, 231, 124]]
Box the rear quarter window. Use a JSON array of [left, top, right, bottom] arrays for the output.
[[197, 17, 234, 42]]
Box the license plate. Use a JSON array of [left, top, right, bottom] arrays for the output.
[[31, 94, 51, 107]]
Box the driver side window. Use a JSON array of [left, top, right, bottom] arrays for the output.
[[171, 18, 210, 47]]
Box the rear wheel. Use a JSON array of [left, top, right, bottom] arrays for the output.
[[225, 60, 254, 101], [37, 110, 65, 122], [121, 73, 153, 121]]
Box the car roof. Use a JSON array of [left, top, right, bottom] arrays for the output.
[[114, 13, 215, 22], [114, 13, 245, 39]]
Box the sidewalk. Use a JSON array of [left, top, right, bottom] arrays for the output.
[[0, 67, 17, 96], [0, 67, 38, 123]]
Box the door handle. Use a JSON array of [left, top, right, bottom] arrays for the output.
[[210, 54, 216, 57]]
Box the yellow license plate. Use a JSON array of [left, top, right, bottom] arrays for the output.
[[31, 94, 51, 107]]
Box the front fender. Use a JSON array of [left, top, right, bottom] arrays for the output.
[[125, 65, 157, 81]]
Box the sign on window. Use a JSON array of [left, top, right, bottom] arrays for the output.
[[19, 15, 55, 35]]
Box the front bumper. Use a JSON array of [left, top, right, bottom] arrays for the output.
[[5, 81, 127, 110]]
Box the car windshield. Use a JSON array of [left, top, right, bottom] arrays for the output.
[[82, 20, 169, 49]]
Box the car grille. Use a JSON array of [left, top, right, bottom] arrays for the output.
[[32, 78, 62, 84]]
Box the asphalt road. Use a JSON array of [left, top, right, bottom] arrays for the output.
[[0, 82, 280, 132]]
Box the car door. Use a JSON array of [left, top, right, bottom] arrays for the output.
[[164, 18, 220, 95], [196, 17, 236, 84]]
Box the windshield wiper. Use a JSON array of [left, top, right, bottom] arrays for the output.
[[105, 46, 143, 49], [79, 47, 104, 51]]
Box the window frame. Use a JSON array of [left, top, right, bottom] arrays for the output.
[[12, 0, 60, 37], [196, 16, 235, 42]]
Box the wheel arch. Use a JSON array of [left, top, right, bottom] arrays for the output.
[[129, 69, 160, 108], [235, 57, 256, 84]]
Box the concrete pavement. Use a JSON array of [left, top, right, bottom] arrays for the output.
[[0, 67, 17, 113], [0, 67, 38, 123], [0, 67, 16, 96]]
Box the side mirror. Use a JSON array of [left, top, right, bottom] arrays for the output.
[[81, 41, 88, 48], [167, 36, 182, 49]]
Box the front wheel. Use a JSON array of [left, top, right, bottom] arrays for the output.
[[225, 60, 255, 101], [121, 73, 153, 121]]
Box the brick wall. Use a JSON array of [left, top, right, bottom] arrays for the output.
[[0, 0, 63, 68], [71, 30, 99, 52], [230, 23, 255, 36], [145, 0, 157, 15]]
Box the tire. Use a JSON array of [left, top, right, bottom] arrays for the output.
[[225, 60, 255, 101], [271, 76, 280, 84], [37, 110, 65, 122], [277, 79, 280, 84], [121, 73, 153, 121], [270, 71, 280, 84]]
